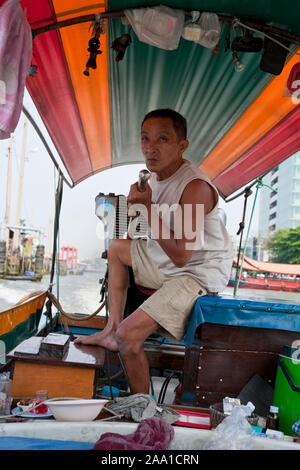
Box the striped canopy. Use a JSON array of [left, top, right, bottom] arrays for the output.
[[234, 257, 300, 276], [9, 1, 300, 196]]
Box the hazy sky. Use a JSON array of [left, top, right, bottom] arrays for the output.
[[0, 91, 261, 260]]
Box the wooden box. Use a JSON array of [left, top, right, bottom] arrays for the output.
[[8, 337, 119, 400], [181, 323, 300, 408]]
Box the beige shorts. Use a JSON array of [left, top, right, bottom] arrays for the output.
[[130, 239, 206, 343]]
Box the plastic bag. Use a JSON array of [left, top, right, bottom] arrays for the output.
[[124, 6, 184, 50], [292, 420, 300, 435], [182, 11, 202, 42], [196, 12, 221, 49], [203, 402, 256, 450], [0, 372, 12, 415]]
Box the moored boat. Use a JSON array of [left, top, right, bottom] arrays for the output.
[[229, 256, 300, 292], [229, 277, 300, 292]]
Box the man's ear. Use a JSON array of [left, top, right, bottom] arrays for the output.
[[179, 139, 189, 154]]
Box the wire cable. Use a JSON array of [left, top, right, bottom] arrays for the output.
[[232, 18, 300, 55]]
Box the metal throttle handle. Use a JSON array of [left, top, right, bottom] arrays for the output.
[[138, 169, 150, 192], [127, 170, 150, 238]]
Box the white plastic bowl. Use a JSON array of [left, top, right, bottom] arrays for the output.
[[45, 399, 108, 422]]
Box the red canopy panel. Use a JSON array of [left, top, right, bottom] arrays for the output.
[[26, 29, 93, 183], [16, 0, 93, 183], [213, 105, 300, 197], [19, 0, 111, 185]]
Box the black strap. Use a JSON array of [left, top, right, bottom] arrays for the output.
[[44, 174, 64, 334], [233, 186, 253, 295], [49, 174, 64, 291]]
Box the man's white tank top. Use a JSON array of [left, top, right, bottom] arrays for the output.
[[147, 159, 233, 293]]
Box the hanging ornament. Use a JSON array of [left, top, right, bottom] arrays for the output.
[[83, 36, 102, 76], [111, 31, 132, 62], [232, 50, 245, 72], [231, 28, 263, 53], [83, 14, 105, 76]]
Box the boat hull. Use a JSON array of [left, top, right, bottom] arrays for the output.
[[0, 291, 47, 358]]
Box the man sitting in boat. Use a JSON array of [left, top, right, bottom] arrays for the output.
[[75, 109, 233, 394]]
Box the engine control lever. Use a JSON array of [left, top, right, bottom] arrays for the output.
[[138, 169, 150, 192]]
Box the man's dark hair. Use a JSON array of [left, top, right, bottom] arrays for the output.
[[142, 108, 187, 141]]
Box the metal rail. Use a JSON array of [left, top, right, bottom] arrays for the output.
[[31, 9, 300, 45]]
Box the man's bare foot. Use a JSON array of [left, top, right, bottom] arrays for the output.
[[74, 330, 119, 352]]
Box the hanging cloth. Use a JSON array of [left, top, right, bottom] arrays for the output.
[[0, 0, 32, 139]]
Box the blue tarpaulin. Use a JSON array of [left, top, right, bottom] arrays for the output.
[[0, 436, 94, 450], [184, 295, 300, 347]]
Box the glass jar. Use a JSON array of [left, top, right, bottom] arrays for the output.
[[29, 390, 49, 415]]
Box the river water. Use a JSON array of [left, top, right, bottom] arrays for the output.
[[0, 271, 299, 314], [0, 270, 107, 314]]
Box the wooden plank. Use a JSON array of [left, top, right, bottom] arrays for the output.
[[196, 349, 277, 393], [195, 390, 236, 408], [58, 315, 107, 330], [144, 342, 185, 371], [182, 342, 201, 400], [200, 323, 300, 352], [12, 361, 95, 399]]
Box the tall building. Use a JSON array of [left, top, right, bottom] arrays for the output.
[[245, 236, 258, 260], [258, 152, 300, 238]]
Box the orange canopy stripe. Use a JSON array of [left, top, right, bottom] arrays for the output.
[[200, 50, 300, 180], [52, 0, 111, 176]]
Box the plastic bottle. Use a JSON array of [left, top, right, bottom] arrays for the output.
[[265, 405, 279, 431]]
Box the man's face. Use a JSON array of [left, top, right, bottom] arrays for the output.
[[141, 117, 189, 180]]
